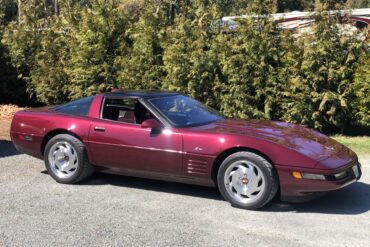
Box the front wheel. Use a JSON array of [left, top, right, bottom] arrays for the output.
[[44, 134, 94, 184], [217, 151, 278, 210]]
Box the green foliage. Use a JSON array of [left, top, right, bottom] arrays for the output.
[[163, 3, 221, 107], [0, 0, 31, 105], [277, 0, 315, 11], [30, 16, 71, 104], [351, 53, 370, 127], [0, 0, 17, 25], [0, 0, 369, 133], [216, 1, 285, 119], [66, 0, 127, 99], [332, 135, 370, 156], [282, 1, 367, 132], [116, 3, 165, 90], [1, 1, 44, 86]]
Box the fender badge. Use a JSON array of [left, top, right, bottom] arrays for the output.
[[24, 135, 33, 142]]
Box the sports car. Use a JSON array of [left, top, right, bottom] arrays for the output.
[[10, 91, 362, 209]]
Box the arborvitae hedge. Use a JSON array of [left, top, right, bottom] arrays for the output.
[[0, 0, 369, 133]]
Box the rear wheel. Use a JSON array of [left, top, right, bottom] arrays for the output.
[[217, 151, 278, 210], [44, 134, 94, 184]]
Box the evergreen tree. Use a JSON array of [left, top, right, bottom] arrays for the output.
[[0, 0, 28, 105], [163, 2, 221, 106], [66, 0, 127, 99], [351, 52, 370, 128], [0, 0, 368, 133], [277, 0, 316, 12], [282, 0, 367, 132], [30, 15, 71, 104], [217, 0, 285, 119], [116, 2, 165, 90], [1, 1, 46, 102]]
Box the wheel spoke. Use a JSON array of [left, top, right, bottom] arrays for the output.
[[240, 186, 249, 197], [54, 150, 62, 159], [233, 184, 244, 196], [65, 145, 75, 160], [55, 162, 62, 170], [255, 171, 262, 182], [226, 181, 233, 191], [245, 187, 260, 197], [236, 164, 248, 174], [64, 162, 77, 172]]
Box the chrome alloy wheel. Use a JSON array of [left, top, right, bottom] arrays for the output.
[[224, 160, 266, 204], [48, 141, 79, 179]]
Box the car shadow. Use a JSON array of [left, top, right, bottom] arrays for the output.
[[78, 172, 224, 201], [44, 171, 370, 215], [0, 140, 20, 158], [264, 182, 370, 215]]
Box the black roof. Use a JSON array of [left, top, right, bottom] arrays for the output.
[[104, 90, 180, 99]]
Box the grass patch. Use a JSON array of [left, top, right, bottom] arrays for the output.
[[332, 135, 370, 157]]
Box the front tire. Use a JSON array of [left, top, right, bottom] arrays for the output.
[[44, 134, 94, 184], [217, 151, 278, 210]]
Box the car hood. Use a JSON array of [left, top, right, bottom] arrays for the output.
[[196, 119, 356, 163]]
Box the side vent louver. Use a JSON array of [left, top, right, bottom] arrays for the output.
[[187, 159, 207, 175]]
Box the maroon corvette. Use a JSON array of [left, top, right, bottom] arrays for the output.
[[10, 91, 362, 209]]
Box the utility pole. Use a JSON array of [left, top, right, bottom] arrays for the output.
[[55, 0, 59, 16], [17, 0, 21, 24]]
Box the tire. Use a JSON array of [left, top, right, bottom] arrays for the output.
[[217, 151, 278, 210], [44, 134, 94, 184]]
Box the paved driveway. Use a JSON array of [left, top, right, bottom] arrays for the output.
[[1, 140, 369, 246]]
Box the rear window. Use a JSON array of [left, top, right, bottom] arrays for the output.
[[54, 96, 94, 117]]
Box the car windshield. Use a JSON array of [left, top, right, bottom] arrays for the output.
[[149, 95, 223, 127]]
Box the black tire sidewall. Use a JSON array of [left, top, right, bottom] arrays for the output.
[[217, 152, 277, 210], [44, 134, 86, 184]]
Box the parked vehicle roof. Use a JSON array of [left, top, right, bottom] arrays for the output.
[[104, 90, 180, 98]]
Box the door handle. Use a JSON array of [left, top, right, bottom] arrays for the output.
[[94, 126, 106, 132]]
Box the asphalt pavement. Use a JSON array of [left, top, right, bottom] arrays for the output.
[[1, 140, 369, 247]]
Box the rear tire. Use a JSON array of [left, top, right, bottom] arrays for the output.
[[217, 151, 278, 210], [44, 134, 94, 184]]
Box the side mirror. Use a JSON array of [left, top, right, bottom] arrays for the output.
[[141, 119, 164, 130]]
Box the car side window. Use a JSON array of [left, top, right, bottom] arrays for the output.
[[101, 97, 153, 124], [54, 96, 94, 117]]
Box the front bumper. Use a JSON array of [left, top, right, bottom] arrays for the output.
[[277, 161, 362, 202]]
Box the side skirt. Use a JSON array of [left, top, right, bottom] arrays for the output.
[[93, 166, 216, 187]]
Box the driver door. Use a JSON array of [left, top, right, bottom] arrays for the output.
[[87, 97, 183, 174]]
